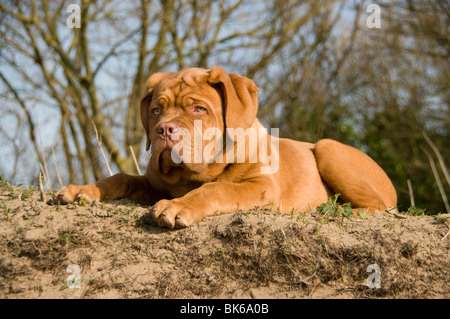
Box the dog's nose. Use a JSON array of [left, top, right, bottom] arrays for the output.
[[157, 122, 179, 139]]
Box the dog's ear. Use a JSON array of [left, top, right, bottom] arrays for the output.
[[207, 66, 258, 131], [140, 72, 172, 151]]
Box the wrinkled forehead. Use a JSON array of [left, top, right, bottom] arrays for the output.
[[157, 68, 210, 97]]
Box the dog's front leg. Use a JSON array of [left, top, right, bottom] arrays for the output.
[[149, 180, 278, 228], [53, 173, 165, 205]]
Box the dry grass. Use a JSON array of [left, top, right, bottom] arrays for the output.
[[0, 180, 449, 299]]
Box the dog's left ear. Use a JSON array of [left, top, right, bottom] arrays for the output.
[[140, 72, 172, 151], [207, 66, 258, 131]]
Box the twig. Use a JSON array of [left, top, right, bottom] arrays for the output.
[[385, 207, 408, 219], [423, 148, 450, 214], [52, 146, 63, 189], [407, 179, 415, 207], [39, 163, 50, 191], [38, 172, 45, 202], [38, 120, 51, 190], [422, 131, 450, 188], [92, 120, 113, 176], [279, 228, 287, 246], [0, 236, 16, 252], [129, 145, 142, 175], [32, 241, 42, 255], [442, 226, 450, 241]]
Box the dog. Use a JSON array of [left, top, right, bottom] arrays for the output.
[[54, 66, 397, 228]]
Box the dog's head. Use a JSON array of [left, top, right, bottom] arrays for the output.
[[140, 66, 259, 181]]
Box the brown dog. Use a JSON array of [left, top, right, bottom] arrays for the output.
[[54, 66, 397, 228]]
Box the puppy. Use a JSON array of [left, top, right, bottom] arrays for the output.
[[54, 66, 397, 228]]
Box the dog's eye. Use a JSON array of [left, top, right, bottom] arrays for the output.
[[194, 106, 207, 114], [152, 108, 161, 116]]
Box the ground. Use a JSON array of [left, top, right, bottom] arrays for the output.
[[0, 181, 449, 299]]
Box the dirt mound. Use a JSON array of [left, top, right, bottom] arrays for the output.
[[0, 182, 449, 299]]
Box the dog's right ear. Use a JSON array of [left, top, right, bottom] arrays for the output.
[[140, 72, 172, 151]]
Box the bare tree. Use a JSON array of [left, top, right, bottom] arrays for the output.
[[1, 0, 328, 186], [1, 0, 447, 213]]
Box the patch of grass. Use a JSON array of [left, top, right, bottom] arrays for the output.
[[56, 200, 62, 212], [4, 206, 10, 221], [357, 209, 368, 219], [1, 204, 19, 221], [119, 217, 129, 224], [125, 207, 136, 215], [0, 174, 9, 188], [20, 185, 34, 200], [0, 175, 16, 198], [317, 194, 353, 218], [404, 206, 427, 216], [101, 232, 112, 239], [435, 215, 448, 224], [215, 248, 225, 256], [2, 205, 10, 221], [59, 232, 74, 245]]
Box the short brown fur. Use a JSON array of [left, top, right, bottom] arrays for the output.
[[54, 67, 397, 228]]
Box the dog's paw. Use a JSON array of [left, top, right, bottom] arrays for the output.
[[53, 184, 101, 205], [148, 199, 198, 229]]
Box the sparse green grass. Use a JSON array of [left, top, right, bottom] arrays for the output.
[[0, 174, 16, 197], [404, 206, 427, 216], [59, 232, 74, 245], [119, 216, 129, 224], [357, 209, 368, 219], [1, 204, 20, 221], [0, 174, 8, 188], [215, 248, 225, 256], [56, 200, 62, 212], [435, 215, 448, 224], [2, 205, 10, 221], [317, 194, 353, 218], [20, 185, 34, 200], [102, 232, 112, 240]]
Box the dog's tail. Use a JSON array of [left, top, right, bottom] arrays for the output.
[[314, 139, 397, 211]]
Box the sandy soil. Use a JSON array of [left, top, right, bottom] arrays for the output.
[[0, 180, 449, 299]]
